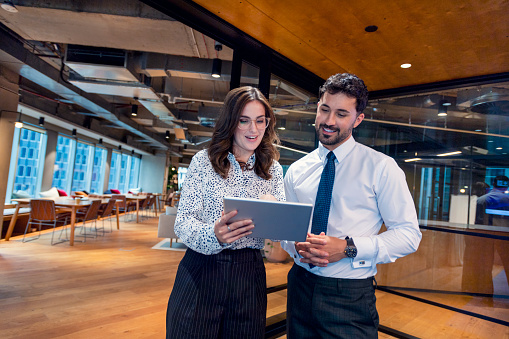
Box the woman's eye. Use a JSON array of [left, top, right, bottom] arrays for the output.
[[239, 119, 249, 124], [256, 119, 265, 124]]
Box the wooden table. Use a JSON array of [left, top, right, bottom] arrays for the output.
[[6, 197, 120, 246], [126, 195, 147, 223]]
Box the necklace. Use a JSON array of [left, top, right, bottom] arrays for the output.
[[237, 161, 253, 171]]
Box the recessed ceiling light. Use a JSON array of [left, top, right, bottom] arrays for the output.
[[365, 25, 378, 33], [496, 147, 503, 150], [400, 63, 412, 69]]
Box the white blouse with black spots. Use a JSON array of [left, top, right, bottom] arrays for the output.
[[174, 149, 285, 255]]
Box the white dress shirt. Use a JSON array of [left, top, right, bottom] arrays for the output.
[[281, 137, 422, 278], [175, 149, 285, 255]]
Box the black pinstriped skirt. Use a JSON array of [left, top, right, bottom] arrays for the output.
[[166, 248, 267, 339]]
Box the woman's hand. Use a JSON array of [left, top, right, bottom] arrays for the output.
[[214, 210, 254, 244]]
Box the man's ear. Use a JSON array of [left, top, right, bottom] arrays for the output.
[[354, 113, 364, 128]]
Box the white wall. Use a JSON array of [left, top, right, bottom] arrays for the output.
[[139, 153, 166, 194]]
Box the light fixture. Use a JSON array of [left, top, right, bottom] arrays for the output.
[[437, 105, 447, 117], [211, 58, 222, 78], [277, 119, 286, 130], [211, 41, 223, 78], [496, 147, 503, 150], [131, 149, 135, 155], [475, 129, 482, 132], [400, 63, 412, 69], [72, 129, 77, 137], [165, 130, 170, 139], [39, 117, 45, 127], [98, 138, 103, 145], [131, 104, 138, 116], [404, 158, 422, 162], [14, 112, 23, 128], [118, 145, 122, 151], [460, 188, 466, 194], [1, 1, 18, 13], [437, 151, 462, 157]]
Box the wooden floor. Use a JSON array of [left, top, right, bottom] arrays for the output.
[[0, 216, 507, 339]]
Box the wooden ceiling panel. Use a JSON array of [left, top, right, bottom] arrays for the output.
[[194, 0, 509, 91]]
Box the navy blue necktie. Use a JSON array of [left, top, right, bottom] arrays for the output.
[[309, 152, 335, 268], [311, 151, 336, 235]]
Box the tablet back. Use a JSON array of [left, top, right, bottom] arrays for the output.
[[223, 197, 313, 242]]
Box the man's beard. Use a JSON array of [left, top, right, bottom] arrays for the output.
[[316, 123, 352, 146]]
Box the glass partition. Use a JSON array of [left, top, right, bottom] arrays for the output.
[[117, 153, 130, 193], [128, 156, 141, 190]]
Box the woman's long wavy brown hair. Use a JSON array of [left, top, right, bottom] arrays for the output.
[[208, 86, 279, 180]]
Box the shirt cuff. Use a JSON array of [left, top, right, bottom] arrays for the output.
[[351, 236, 375, 268], [281, 240, 301, 260]]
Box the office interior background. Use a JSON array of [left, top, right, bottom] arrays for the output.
[[0, 0, 508, 337]]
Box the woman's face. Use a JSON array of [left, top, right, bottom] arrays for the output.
[[232, 100, 267, 162]]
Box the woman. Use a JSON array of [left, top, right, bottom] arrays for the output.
[[166, 86, 285, 338]]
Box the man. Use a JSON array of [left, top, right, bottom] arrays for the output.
[[281, 73, 422, 338]]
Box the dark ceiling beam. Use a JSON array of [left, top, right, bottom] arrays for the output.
[[0, 25, 170, 151]]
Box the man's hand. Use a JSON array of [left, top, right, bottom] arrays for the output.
[[296, 232, 348, 267]]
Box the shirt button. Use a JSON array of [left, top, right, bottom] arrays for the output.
[[293, 255, 297, 258], [359, 261, 365, 265]]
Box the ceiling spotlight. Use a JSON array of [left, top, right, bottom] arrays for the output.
[[39, 117, 45, 126], [118, 145, 122, 150], [400, 63, 412, 69], [131, 104, 138, 116], [1, 1, 18, 13], [211, 58, 222, 78], [14, 112, 23, 129], [437, 104, 447, 117], [98, 138, 103, 145], [165, 130, 170, 139], [211, 41, 223, 78], [72, 128, 77, 137], [131, 149, 135, 155]]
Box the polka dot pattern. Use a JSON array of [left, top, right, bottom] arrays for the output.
[[174, 149, 285, 255]]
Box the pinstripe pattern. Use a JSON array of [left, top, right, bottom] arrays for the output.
[[166, 248, 266, 339], [287, 264, 378, 338]]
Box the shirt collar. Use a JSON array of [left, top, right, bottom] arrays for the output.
[[318, 136, 356, 164], [228, 152, 256, 166]]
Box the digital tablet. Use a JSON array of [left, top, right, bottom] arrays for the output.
[[223, 197, 313, 241]]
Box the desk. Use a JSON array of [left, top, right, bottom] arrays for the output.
[[6, 198, 119, 246]]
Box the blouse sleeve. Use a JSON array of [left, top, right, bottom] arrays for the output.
[[271, 161, 286, 202], [174, 153, 225, 255]]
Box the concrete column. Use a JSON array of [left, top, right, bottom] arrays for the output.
[[0, 66, 20, 235], [103, 147, 112, 194]]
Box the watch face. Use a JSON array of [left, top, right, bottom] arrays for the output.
[[346, 246, 357, 258]]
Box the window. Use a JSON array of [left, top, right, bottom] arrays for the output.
[[128, 156, 141, 190], [117, 154, 130, 193], [71, 141, 94, 192], [90, 147, 107, 194], [108, 151, 121, 190], [52, 135, 75, 192], [10, 127, 46, 198]]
